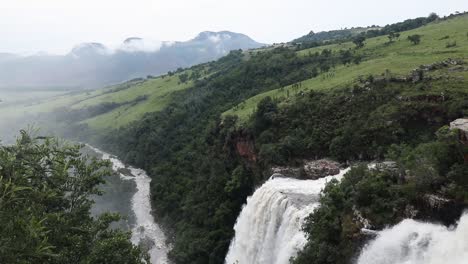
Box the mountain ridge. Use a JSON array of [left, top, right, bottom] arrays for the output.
[[0, 31, 263, 89]]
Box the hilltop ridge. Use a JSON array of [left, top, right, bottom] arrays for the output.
[[0, 31, 263, 89]]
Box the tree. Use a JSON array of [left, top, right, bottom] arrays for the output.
[[387, 32, 401, 42], [339, 49, 353, 64], [0, 131, 147, 264], [179, 72, 189, 83], [352, 35, 366, 48], [407, 34, 422, 45], [427, 12, 439, 22], [254, 96, 278, 132]]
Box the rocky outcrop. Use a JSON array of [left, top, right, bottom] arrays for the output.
[[303, 159, 341, 179], [271, 167, 302, 178], [450, 118, 468, 162], [236, 139, 257, 162], [450, 118, 468, 142], [369, 161, 398, 171], [409, 58, 465, 83], [271, 159, 341, 180], [353, 207, 379, 238], [418, 58, 464, 71], [414, 194, 466, 226], [226, 129, 257, 162], [423, 194, 451, 209]]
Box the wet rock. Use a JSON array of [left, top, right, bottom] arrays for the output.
[[303, 159, 341, 179], [424, 194, 451, 209], [138, 235, 156, 253], [271, 167, 301, 178], [271, 159, 341, 180], [370, 161, 398, 172], [270, 173, 286, 179], [404, 204, 418, 218], [118, 167, 133, 176], [414, 194, 466, 226], [353, 206, 372, 230]]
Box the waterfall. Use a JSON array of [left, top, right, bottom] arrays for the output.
[[88, 146, 169, 264], [357, 213, 468, 264], [225, 168, 350, 264]]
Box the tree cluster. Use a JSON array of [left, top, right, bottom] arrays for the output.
[[0, 131, 147, 264]]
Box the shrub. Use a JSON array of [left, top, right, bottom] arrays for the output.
[[446, 41, 457, 48], [407, 34, 422, 45]]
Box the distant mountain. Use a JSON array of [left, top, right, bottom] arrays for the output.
[[0, 31, 264, 89], [0, 53, 18, 62]]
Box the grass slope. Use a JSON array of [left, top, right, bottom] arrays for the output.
[[223, 15, 468, 121], [79, 75, 192, 129], [0, 72, 194, 130]]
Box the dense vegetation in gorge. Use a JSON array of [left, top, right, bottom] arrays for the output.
[[4, 12, 468, 264], [100, 45, 365, 263], [0, 132, 147, 264], [90, 13, 468, 263], [293, 125, 468, 264], [98, 21, 468, 263], [103, 67, 468, 263], [251, 76, 468, 164]]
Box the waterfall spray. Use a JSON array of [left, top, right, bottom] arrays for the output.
[[357, 213, 468, 264], [88, 146, 169, 264], [225, 168, 350, 264]]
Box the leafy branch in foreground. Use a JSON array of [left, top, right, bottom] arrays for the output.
[[0, 130, 148, 264]]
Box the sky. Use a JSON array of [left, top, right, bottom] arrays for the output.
[[1, 0, 468, 54]]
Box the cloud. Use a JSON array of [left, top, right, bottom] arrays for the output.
[[117, 38, 163, 53], [208, 34, 222, 44]]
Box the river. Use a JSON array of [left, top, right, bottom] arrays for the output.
[[87, 145, 169, 264]]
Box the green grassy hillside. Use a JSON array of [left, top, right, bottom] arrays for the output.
[[223, 14, 468, 121], [0, 71, 198, 130], [77, 75, 193, 129], [3, 15, 466, 133]]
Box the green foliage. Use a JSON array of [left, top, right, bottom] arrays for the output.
[[352, 35, 366, 48], [227, 14, 468, 121], [0, 131, 146, 264], [294, 124, 467, 264], [93, 44, 364, 262], [293, 165, 409, 264], [293, 12, 443, 46], [387, 32, 401, 42], [407, 34, 422, 45], [250, 77, 468, 167], [179, 72, 189, 83], [254, 96, 279, 133]]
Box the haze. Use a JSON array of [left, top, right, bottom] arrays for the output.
[[2, 0, 468, 54]]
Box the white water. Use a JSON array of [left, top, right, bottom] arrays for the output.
[[357, 213, 468, 264], [225, 168, 350, 264], [88, 146, 169, 264]]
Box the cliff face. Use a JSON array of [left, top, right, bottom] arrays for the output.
[[226, 130, 257, 163], [450, 118, 468, 162], [236, 138, 257, 162]]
